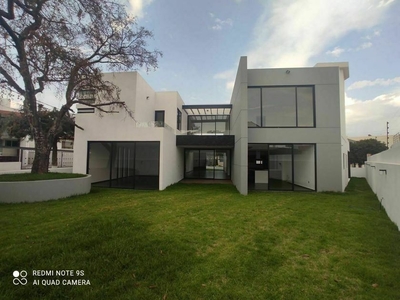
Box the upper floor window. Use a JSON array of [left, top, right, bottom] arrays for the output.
[[177, 109, 182, 131], [187, 115, 230, 135], [155, 110, 165, 127], [78, 89, 95, 103], [248, 86, 315, 128]]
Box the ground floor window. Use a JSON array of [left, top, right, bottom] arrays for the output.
[[87, 141, 160, 190], [248, 144, 315, 191], [184, 149, 231, 180]]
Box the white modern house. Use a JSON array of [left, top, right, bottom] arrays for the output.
[[73, 56, 350, 194]]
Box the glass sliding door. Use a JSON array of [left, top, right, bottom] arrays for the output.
[[215, 150, 230, 179], [185, 149, 200, 178], [88, 141, 160, 190], [88, 142, 112, 186], [268, 144, 293, 191], [184, 149, 231, 180], [135, 142, 160, 190], [111, 142, 135, 188], [293, 144, 315, 191]]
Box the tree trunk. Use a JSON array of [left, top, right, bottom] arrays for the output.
[[31, 132, 51, 174], [52, 139, 58, 167]]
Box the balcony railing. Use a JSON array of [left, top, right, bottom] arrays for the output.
[[135, 121, 174, 132], [180, 129, 231, 136]]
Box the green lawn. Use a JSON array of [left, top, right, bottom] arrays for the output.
[[0, 179, 399, 300]]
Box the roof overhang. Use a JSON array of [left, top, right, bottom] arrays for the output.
[[182, 104, 232, 116]]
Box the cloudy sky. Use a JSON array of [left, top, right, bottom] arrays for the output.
[[39, 0, 400, 137]]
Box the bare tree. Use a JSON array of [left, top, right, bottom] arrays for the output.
[[0, 0, 161, 173]]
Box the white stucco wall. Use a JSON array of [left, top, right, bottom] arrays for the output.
[[230, 57, 248, 195], [351, 166, 366, 178], [159, 128, 184, 190], [73, 71, 183, 190], [366, 144, 400, 230]]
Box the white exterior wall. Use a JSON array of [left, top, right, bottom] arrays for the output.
[[73, 71, 183, 190], [247, 64, 349, 192], [230, 57, 248, 195], [155, 91, 187, 133], [366, 144, 400, 230]]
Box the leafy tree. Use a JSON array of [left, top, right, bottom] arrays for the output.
[[0, 0, 161, 173], [6, 108, 74, 166], [349, 139, 388, 166]]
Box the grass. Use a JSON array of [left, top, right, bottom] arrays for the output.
[[0, 173, 86, 182], [0, 178, 399, 299]]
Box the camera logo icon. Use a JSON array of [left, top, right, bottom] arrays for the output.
[[13, 270, 28, 285]]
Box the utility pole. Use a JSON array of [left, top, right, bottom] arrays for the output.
[[387, 121, 389, 148]]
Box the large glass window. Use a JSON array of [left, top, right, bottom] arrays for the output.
[[184, 149, 231, 180], [135, 142, 160, 190], [263, 87, 296, 127], [248, 143, 315, 191], [88, 142, 112, 186], [155, 111, 165, 127], [296, 87, 314, 127], [248, 88, 261, 127], [88, 141, 160, 190], [248, 86, 315, 127], [187, 116, 230, 135]]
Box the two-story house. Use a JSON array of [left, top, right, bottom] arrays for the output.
[[73, 56, 350, 194]]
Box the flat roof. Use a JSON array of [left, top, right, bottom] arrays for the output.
[[182, 104, 232, 116]]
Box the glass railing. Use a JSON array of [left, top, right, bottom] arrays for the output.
[[135, 121, 174, 132]]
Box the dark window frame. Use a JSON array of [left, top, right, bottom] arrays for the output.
[[187, 115, 230, 135], [86, 141, 160, 190], [248, 85, 316, 128], [248, 143, 317, 191], [155, 110, 165, 127]]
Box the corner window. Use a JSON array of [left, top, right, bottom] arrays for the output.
[[248, 86, 315, 128], [177, 109, 182, 131], [155, 110, 165, 127]]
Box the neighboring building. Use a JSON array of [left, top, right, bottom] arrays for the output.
[[73, 56, 350, 194], [0, 100, 21, 161], [0, 99, 74, 171]]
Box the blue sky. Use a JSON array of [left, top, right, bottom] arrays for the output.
[[130, 0, 400, 138], [34, 0, 400, 138]]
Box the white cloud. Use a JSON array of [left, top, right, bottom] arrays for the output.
[[346, 92, 400, 136], [326, 47, 345, 57], [126, 0, 153, 18], [348, 77, 400, 90], [209, 15, 233, 31], [363, 29, 381, 40], [246, 0, 393, 68], [213, 69, 235, 80], [326, 41, 374, 57]]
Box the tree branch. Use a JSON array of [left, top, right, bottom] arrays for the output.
[[0, 0, 15, 19], [0, 66, 24, 95]]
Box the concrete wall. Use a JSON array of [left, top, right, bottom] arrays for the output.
[[230, 56, 248, 195], [0, 162, 21, 171], [155, 91, 187, 133], [159, 128, 184, 190], [366, 144, 400, 230], [0, 175, 91, 203], [247, 64, 348, 192], [351, 166, 366, 178]]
